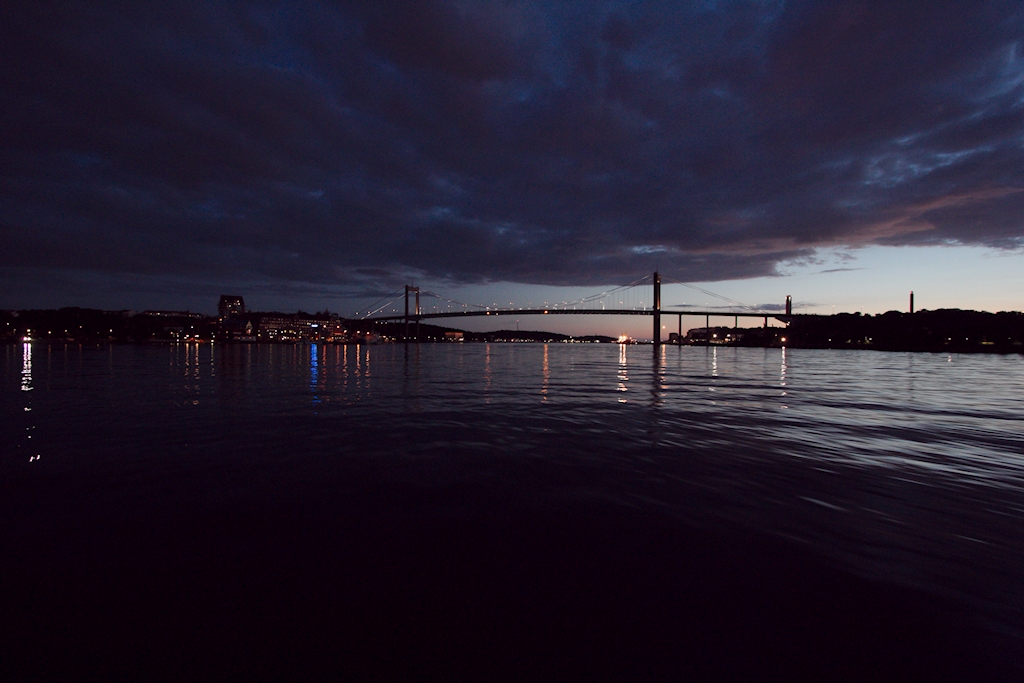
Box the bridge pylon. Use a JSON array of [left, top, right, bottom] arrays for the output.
[[404, 285, 420, 342], [653, 271, 661, 346]]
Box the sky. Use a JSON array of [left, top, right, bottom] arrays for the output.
[[2, 1, 1024, 337]]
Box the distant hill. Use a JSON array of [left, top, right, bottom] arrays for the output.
[[461, 329, 617, 343]]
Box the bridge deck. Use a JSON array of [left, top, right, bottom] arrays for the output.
[[369, 309, 790, 322]]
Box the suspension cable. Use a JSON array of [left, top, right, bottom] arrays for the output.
[[660, 274, 758, 311], [358, 274, 762, 317], [356, 286, 406, 319], [416, 275, 653, 311]]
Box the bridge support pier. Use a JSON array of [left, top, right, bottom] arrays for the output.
[[653, 271, 661, 346]]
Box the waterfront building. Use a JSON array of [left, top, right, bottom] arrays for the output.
[[258, 314, 345, 342]]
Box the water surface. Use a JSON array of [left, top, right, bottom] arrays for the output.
[[3, 342, 1023, 680]]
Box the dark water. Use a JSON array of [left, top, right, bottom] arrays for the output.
[[3, 342, 1023, 681]]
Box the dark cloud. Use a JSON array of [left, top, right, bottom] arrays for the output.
[[2, 0, 1023, 305]]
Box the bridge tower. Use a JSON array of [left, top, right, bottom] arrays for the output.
[[653, 271, 661, 346], [404, 286, 420, 342]]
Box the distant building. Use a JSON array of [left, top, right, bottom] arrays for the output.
[[684, 326, 744, 344], [444, 331, 464, 341], [218, 317, 255, 342], [258, 314, 344, 342], [218, 295, 245, 321], [258, 315, 302, 341]]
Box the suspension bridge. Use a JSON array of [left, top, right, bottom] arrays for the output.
[[359, 272, 795, 345]]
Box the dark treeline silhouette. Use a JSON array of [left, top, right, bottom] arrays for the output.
[[1, 308, 216, 343], [787, 309, 1024, 353]]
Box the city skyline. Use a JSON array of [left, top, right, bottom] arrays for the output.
[[4, 240, 1019, 340], [3, 1, 1024, 339]]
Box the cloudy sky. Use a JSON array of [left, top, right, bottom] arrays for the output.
[[2, 1, 1024, 334]]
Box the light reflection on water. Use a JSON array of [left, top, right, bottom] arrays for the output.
[[21, 342, 32, 392], [617, 343, 628, 402], [310, 342, 320, 405], [3, 342, 1024, 645], [541, 344, 549, 403], [18, 343, 39, 462]]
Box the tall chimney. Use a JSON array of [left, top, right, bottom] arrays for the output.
[[785, 295, 792, 316], [910, 291, 914, 314]]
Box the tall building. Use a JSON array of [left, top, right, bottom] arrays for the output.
[[218, 295, 245, 321]]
